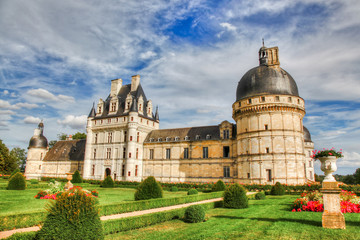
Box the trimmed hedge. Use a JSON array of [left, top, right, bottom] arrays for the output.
[[7, 172, 26, 190], [71, 170, 82, 183], [255, 192, 266, 200], [103, 201, 222, 235], [184, 205, 205, 223], [170, 186, 178, 192], [0, 211, 47, 231], [223, 183, 248, 209], [187, 189, 198, 195], [271, 182, 285, 195], [101, 176, 114, 188], [134, 176, 163, 201], [212, 180, 226, 192]]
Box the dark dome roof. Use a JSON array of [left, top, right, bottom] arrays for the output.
[[236, 65, 299, 101], [303, 126, 312, 142], [29, 135, 48, 149]]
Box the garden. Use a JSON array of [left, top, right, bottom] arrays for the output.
[[1, 171, 360, 240]]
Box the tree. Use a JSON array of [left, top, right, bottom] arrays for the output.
[[10, 147, 26, 172], [354, 168, 360, 184], [0, 139, 17, 174], [72, 132, 86, 140], [49, 140, 57, 150], [57, 133, 67, 141]]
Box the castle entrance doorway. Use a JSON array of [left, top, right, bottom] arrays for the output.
[[105, 168, 111, 177]]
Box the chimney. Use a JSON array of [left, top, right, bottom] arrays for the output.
[[131, 75, 140, 92], [69, 135, 73, 140], [110, 78, 122, 97]]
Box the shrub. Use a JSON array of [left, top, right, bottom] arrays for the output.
[[223, 183, 248, 209], [7, 172, 26, 190], [270, 182, 285, 195], [30, 179, 39, 184], [101, 176, 115, 188], [36, 186, 104, 240], [255, 192, 266, 200], [134, 176, 163, 201], [187, 189, 198, 195], [170, 186, 178, 192], [212, 180, 226, 192], [9, 169, 20, 179], [184, 205, 205, 223], [71, 170, 82, 183]]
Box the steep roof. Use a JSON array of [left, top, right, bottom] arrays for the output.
[[43, 139, 85, 162], [145, 125, 222, 142]]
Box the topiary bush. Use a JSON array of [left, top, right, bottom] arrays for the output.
[[255, 191, 266, 200], [270, 182, 285, 195], [71, 170, 82, 184], [36, 186, 104, 240], [7, 172, 26, 190], [101, 176, 114, 188], [212, 180, 226, 192], [170, 186, 178, 192], [134, 176, 163, 201], [184, 205, 205, 223], [223, 183, 248, 209], [187, 189, 198, 195], [30, 179, 39, 184], [9, 169, 20, 179]]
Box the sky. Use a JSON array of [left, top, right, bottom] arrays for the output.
[[0, 0, 359, 175]]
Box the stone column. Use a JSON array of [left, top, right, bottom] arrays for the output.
[[320, 181, 345, 229]]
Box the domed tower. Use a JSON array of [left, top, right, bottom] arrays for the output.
[[25, 121, 49, 179], [232, 44, 306, 184], [303, 126, 315, 181]]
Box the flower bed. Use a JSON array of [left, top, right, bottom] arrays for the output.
[[292, 190, 360, 213], [34, 184, 98, 200]]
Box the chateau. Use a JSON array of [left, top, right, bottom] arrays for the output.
[[25, 45, 315, 184]]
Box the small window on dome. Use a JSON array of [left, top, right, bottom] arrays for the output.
[[288, 97, 292, 103], [275, 96, 280, 101], [248, 99, 252, 104], [261, 97, 265, 102]]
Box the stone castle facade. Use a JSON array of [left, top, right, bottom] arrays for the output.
[[25, 45, 315, 184]]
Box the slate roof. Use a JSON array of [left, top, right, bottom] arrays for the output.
[[93, 83, 156, 120], [144, 125, 229, 142], [43, 139, 86, 162]]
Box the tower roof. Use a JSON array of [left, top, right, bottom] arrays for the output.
[[236, 45, 299, 101], [29, 121, 48, 149]]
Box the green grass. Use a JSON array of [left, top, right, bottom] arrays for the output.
[[105, 195, 360, 240], [0, 185, 188, 215]]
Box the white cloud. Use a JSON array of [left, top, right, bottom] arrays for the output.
[[57, 115, 87, 130], [3, 90, 9, 95], [220, 22, 236, 32], [0, 100, 12, 109], [140, 51, 157, 60], [15, 102, 39, 109], [58, 95, 75, 103], [27, 88, 57, 101], [23, 116, 41, 124]]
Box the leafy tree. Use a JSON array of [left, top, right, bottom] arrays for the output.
[[0, 139, 17, 174], [57, 133, 67, 141], [354, 168, 360, 184], [72, 132, 87, 140], [343, 175, 356, 185], [71, 170, 83, 183], [10, 147, 26, 172]]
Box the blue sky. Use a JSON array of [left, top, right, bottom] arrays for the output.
[[0, 0, 359, 175]]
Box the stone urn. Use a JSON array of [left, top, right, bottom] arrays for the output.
[[64, 172, 74, 190], [319, 156, 337, 182]]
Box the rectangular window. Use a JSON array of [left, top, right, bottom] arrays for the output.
[[266, 147, 270, 153], [137, 132, 140, 142], [136, 148, 139, 159], [223, 130, 230, 139], [108, 132, 112, 143], [111, 102, 116, 111], [248, 99, 252, 104], [261, 96, 265, 102], [106, 148, 111, 159], [166, 148, 171, 159], [123, 148, 126, 158], [288, 97, 292, 102], [149, 149, 154, 159], [130, 136, 133, 141], [275, 96, 280, 101], [247, 173, 250, 179], [223, 146, 230, 158], [94, 133, 98, 144], [108, 118, 111, 123], [122, 164, 125, 177], [135, 165, 138, 177], [92, 165, 95, 176], [264, 124, 268, 130], [184, 148, 189, 159], [266, 169, 272, 181], [93, 149, 96, 159], [203, 147, 208, 158], [223, 166, 230, 178], [124, 131, 127, 142]]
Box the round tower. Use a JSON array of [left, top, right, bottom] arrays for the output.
[[25, 121, 49, 180], [232, 44, 306, 184]]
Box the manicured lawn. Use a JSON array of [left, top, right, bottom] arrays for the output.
[[0, 183, 188, 215], [105, 195, 360, 240]]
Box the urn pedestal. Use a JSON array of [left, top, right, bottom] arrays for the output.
[[64, 173, 73, 191], [319, 156, 345, 229]]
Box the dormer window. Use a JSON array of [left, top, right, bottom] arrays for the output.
[[150, 138, 154, 142], [158, 137, 162, 142], [139, 104, 142, 111], [185, 136, 190, 141], [127, 102, 130, 110], [166, 137, 171, 142], [175, 136, 180, 141], [110, 102, 117, 112], [206, 134, 211, 140], [98, 106, 102, 114], [196, 135, 201, 140]]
